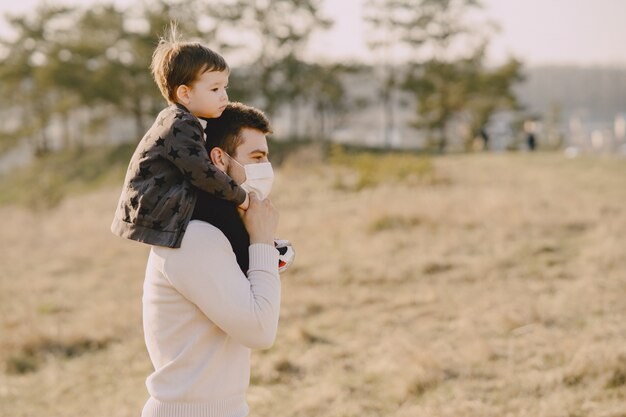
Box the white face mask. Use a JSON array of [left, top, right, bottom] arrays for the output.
[[227, 153, 274, 200]]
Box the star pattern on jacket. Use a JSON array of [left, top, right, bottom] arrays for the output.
[[182, 169, 194, 183], [187, 146, 201, 157], [139, 166, 152, 180], [112, 104, 247, 248], [204, 168, 216, 179], [168, 148, 180, 160]]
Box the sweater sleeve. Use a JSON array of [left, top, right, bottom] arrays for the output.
[[164, 118, 247, 206], [162, 221, 281, 349]]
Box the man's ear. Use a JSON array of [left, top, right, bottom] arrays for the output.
[[175, 85, 190, 104], [209, 147, 228, 172]]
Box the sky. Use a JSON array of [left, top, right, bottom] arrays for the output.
[[309, 0, 626, 66], [1, 0, 626, 67]]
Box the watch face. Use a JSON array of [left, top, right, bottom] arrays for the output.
[[274, 239, 295, 273]]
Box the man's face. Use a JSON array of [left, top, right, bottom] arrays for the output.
[[186, 69, 229, 118], [226, 127, 270, 185]]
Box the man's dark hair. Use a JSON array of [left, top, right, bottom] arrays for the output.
[[203, 102, 273, 156], [151, 24, 229, 104]]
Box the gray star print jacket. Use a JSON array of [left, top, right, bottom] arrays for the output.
[[111, 103, 247, 248]]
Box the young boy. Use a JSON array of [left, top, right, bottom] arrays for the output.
[[111, 29, 249, 248]]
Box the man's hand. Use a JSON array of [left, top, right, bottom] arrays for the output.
[[241, 193, 278, 246]]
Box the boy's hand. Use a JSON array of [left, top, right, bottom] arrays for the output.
[[237, 193, 250, 211]]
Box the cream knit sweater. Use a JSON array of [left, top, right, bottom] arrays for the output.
[[141, 220, 281, 417]]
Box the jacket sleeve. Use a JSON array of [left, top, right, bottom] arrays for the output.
[[164, 118, 247, 206], [162, 222, 281, 349]]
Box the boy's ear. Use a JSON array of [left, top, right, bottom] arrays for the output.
[[209, 147, 228, 172], [175, 85, 190, 104]]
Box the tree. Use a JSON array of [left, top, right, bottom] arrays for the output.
[[276, 58, 351, 140], [404, 58, 465, 151], [405, 47, 523, 152], [363, 0, 406, 147], [364, 0, 488, 149], [0, 0, 339, 152], [365, 0, 523, 152], [0, 4, 76, 153], [64, 1, 212, 138], [462, 52, 524, 150], [208, 0, 332, 117], [305, 64, 354, 141]]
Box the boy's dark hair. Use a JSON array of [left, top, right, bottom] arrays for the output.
[[151, 24, 229, 104], [204, 102, 273, 156]]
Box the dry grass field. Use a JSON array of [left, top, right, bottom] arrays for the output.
[[1, 150, 625, 417]]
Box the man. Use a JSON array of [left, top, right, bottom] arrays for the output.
[[141, 102, 280, 417]]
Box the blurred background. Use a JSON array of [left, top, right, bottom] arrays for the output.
[[0, 1, 625, 416]]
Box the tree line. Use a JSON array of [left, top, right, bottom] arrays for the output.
[[0, 0, 523, 154]]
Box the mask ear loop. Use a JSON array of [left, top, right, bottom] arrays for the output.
[[224, 152, 244, 169], [224, 152, 248, 184]]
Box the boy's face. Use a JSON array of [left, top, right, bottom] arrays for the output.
[[182, 69, 229, 118]]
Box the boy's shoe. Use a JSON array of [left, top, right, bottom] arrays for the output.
[[274, 239, 295, 273]]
